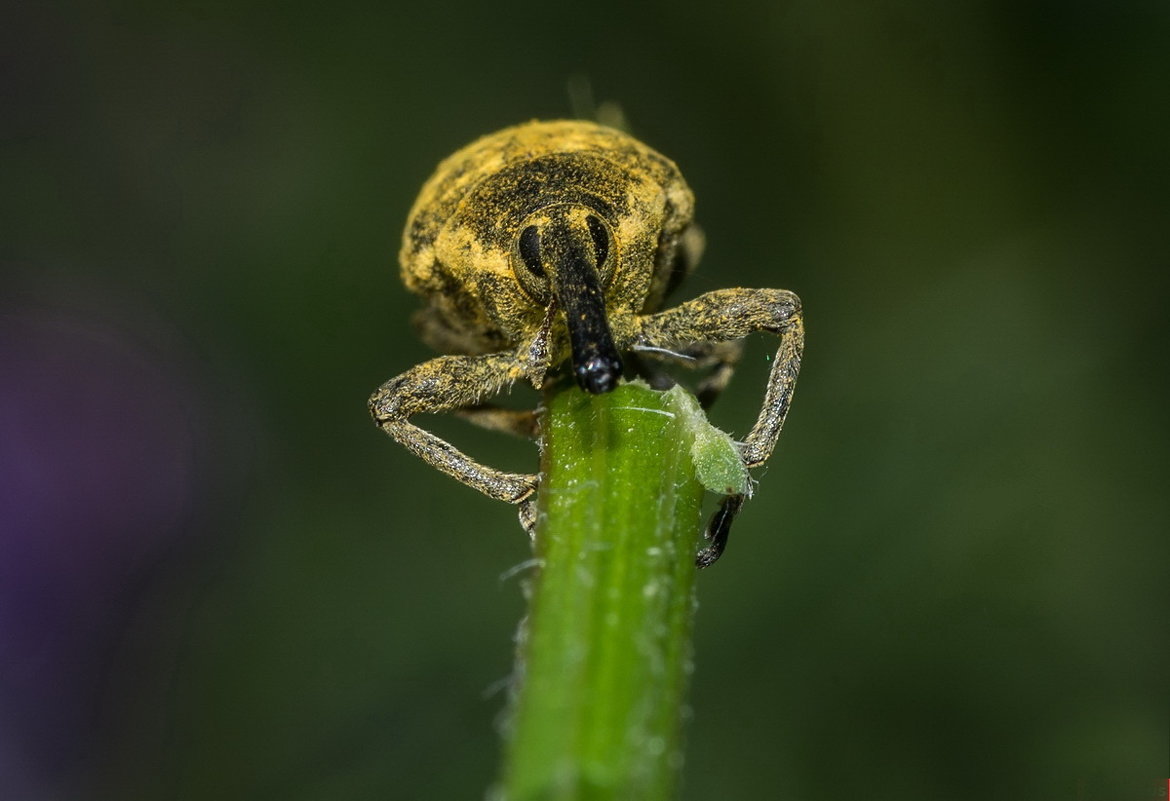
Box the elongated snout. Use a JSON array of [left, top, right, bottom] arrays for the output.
[[518, 210, 622, 394], [554, 245, 622, 393]]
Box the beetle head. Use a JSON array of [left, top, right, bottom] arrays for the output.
[[511, 203, 622, 394], [401, 122, 697, 387]]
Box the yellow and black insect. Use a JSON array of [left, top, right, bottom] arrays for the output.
[[369, 120, 803, 566]]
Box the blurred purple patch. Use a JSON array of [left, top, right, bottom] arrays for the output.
[[0, 310, 201, 794]]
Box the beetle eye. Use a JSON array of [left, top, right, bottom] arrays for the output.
[[514, 224, 551, 301], [518, 225, 544, 278]]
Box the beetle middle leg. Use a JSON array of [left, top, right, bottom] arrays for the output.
[[455, 405, 541, 439], [369, 352, 539, 505], [634, 339, 745, 409], [638, 288, 804, 567]]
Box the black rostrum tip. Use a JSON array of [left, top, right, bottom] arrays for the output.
[[576, 352, 623, 394]]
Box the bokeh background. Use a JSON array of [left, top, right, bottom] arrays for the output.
[[3, 2, 1167, 799]]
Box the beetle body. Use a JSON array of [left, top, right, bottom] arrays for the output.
[[371, 119, 804, 566], [400, 121, 696, 385]]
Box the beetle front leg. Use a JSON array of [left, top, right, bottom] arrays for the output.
[[368, 352, 539, 505], [639, 288, 804, 566]]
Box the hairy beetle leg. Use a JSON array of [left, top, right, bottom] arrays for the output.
[[369, 351, 539, 504], [518, 497, 539, 539], [456, 405, 541, 439], [695, 494, 745, 568], [638, 288, 804, 566]]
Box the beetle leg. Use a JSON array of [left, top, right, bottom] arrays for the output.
[[638, 288, 803, 566], [632, 339, 744, 410], [518, 497, 539, 539], [692, 340, 745, 410], [369, 352, 539, 504], [455, 405, 541, 439], [695, 493, 745, 568]]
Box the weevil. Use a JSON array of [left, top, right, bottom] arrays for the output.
[[369, 120, 803, 567]]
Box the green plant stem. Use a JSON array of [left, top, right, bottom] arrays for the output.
[[498, 382, 712, 801]]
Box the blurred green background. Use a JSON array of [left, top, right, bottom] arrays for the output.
[[2, 1, 1167, 799]]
